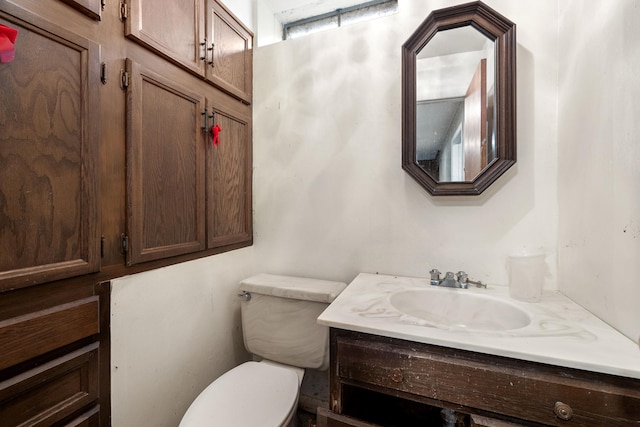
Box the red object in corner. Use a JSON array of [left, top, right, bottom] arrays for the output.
[[211, 124, 222, 147], [0, 24, 19, 63]]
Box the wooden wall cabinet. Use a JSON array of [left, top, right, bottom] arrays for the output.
[[123, 58, 252, 265], [121, 0, 253, 266], [1, 0, 253, 424], [125, 0, 252, 103], [319, 329, 640, 427], [2, 0, 253, 278]]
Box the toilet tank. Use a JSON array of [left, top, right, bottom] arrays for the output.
[[239, 274, 346, 371]]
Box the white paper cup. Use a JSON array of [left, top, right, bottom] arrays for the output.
[[507, 253, 546, 302]]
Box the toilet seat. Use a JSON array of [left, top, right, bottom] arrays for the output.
[[179, 361, 300, 427]]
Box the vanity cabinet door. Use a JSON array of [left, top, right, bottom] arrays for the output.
[[0, 3, 100, 292]]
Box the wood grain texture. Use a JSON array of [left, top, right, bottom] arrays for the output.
[[206, 95, 251, 247], [125, 59, 206, 265], [0, 296, 99, 370], [331, 329, 640, 426], [0, 3, 100, 291], [207, 0, 253, 103], [125, 0, 204, 76]]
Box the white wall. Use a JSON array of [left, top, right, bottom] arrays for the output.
[[111, 251, 257, 426], [252, 0, 559, 288], [255, 0, 281, 46], [557, 0, 640, 343]]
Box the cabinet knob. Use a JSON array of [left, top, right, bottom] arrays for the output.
[[390, 368, 404, 383], [554, 401, 573, 420]]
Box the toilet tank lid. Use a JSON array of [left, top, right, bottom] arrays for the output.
[[240, 273, 347, 303]]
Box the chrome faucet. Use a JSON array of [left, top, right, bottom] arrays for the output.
[[429, 269, 487, 289]]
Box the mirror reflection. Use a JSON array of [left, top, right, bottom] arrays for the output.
[[415, 27, 496, 182]]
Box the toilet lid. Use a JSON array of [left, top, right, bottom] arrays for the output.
[[179, 361, 299, 427]]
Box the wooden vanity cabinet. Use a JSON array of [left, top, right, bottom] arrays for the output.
[[319, 329, 640, 427]]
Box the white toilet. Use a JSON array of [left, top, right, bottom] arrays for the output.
[[179, 273, 347, 427]]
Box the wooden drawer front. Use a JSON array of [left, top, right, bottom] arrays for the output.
[[0, 343, 99, 426], [0, 297, 99, 371], [336, 335, 640, 426], [64, 405, 100, 427]]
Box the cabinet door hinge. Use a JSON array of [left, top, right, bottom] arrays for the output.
[[119, 0, 128, 21], [120, 69, 130, 90], [121, 233, 129, 254], [101, 236, 105, 258]]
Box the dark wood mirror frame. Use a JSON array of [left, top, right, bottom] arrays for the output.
[[402, 1, 516, 196]]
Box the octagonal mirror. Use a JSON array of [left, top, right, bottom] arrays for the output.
[[402, 1, 516, 196]]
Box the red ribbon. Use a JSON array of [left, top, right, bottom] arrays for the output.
[[0, 24, 18, 63], [211, 124, 221, 147]]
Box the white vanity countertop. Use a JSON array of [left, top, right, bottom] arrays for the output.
[[318, 273, 640, 380]]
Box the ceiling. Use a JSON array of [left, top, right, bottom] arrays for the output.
[[263, 0, 366, 23]]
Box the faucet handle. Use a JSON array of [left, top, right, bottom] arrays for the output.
[[457, 271, 469, 288], [457, 271, 487, 288], [429, 269, 441, 286]]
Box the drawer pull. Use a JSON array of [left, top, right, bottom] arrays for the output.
[[390, 368, 404, 383], [554, 401, 573, 420]]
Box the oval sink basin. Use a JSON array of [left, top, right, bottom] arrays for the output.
[[389, 288, 531, 331]]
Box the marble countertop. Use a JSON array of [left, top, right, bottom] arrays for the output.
[[318, 273, 640, 380]]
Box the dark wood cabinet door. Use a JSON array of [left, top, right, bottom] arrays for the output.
[[125, 59, 207, 265], [206, 96, 251, 248], [125, 0, 205, 76], [0, 4, 100, 292], [206, 0, 252, 103]]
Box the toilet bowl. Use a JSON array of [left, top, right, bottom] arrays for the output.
[[178, 274, 346, 427], [179, 361, 303, 427]]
